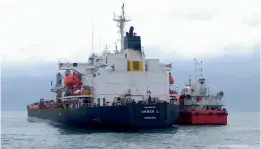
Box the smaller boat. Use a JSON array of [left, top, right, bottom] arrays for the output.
[[176, 59, 228, 125]]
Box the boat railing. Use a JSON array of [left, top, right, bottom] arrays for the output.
[[81, 103, 92, 108], [169, 96, 179, 105], [63, 95, 93, 101], [207, 95, 221, 105]]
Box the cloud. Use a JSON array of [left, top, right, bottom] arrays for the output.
[[0, 0, 259, 64], [242, 14, 261, 27]]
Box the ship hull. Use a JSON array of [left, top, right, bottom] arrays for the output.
[[176, 110, 228, 125], [27, 103, 179, 129]]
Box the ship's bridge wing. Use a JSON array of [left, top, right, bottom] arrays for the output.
[[58, 62, 95, 75]]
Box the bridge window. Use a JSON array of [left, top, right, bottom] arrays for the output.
[[127, 61, 142, 71], [133, 61, 140, 70]]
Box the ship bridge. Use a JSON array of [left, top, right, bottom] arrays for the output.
[[58, 61, 96, 75]]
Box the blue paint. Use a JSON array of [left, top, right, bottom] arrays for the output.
[[27, 103, 179, 129]]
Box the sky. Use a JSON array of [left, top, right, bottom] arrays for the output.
[[0, 0, 260, 111], [0, 0, 260, 64]]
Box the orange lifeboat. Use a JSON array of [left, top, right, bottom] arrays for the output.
[[169, 73, 174, 85], [64, 74, 82, 86]]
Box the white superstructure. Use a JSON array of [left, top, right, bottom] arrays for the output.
[[179, 59, 225, 110], [54, 4, 174, 107]]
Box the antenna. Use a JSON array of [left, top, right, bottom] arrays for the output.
[[194, 58, 198, 80], [200, 61, 203, 78], [115, 42, 118, 53], [105, 45, 108, 51], [113, 3, 131, 53], [194, 58, 203, 80], [189, 75, 191, 86], [98, 36, 100, 56], [92, 20, 94, 54]]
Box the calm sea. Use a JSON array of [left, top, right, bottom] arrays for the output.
[[1, 111, 260, 149]]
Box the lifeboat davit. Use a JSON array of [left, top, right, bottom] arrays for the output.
[[169, 73, 174, 85], [64, 74, 82, 86]]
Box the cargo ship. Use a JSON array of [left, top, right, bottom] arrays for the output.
[[27, 4, 180, 130], [176, 59, 228, 125]]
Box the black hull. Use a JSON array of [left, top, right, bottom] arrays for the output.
[[27, 103, 179, 130]]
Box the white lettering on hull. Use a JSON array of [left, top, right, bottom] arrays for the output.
[[144, 117, 156, 119], [142, 110, 154, 113], [144, 106, 156, 109], [141, 110, 159, 113]]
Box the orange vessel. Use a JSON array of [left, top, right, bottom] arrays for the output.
[[177, 109, 228, 125], [176, 59, 228, 125]]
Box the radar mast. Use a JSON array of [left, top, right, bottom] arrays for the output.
[[113, 3, 131, 53]]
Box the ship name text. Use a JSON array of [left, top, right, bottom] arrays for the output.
[[144, 106, 156, 109], [141, 110, 159, 113], [144, 116, 157, 119]]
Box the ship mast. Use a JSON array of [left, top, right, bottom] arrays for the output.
[[92, 20, 94, 54], [189, 75, 191, 86], [113, 3, 131, 53], [194, 58, 203, 80]]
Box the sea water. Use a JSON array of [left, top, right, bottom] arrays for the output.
[[1, 111, 260, 149]]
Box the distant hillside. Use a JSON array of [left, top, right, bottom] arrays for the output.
[[1, 49, 259, 111], [1, 63, 57, 111]]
